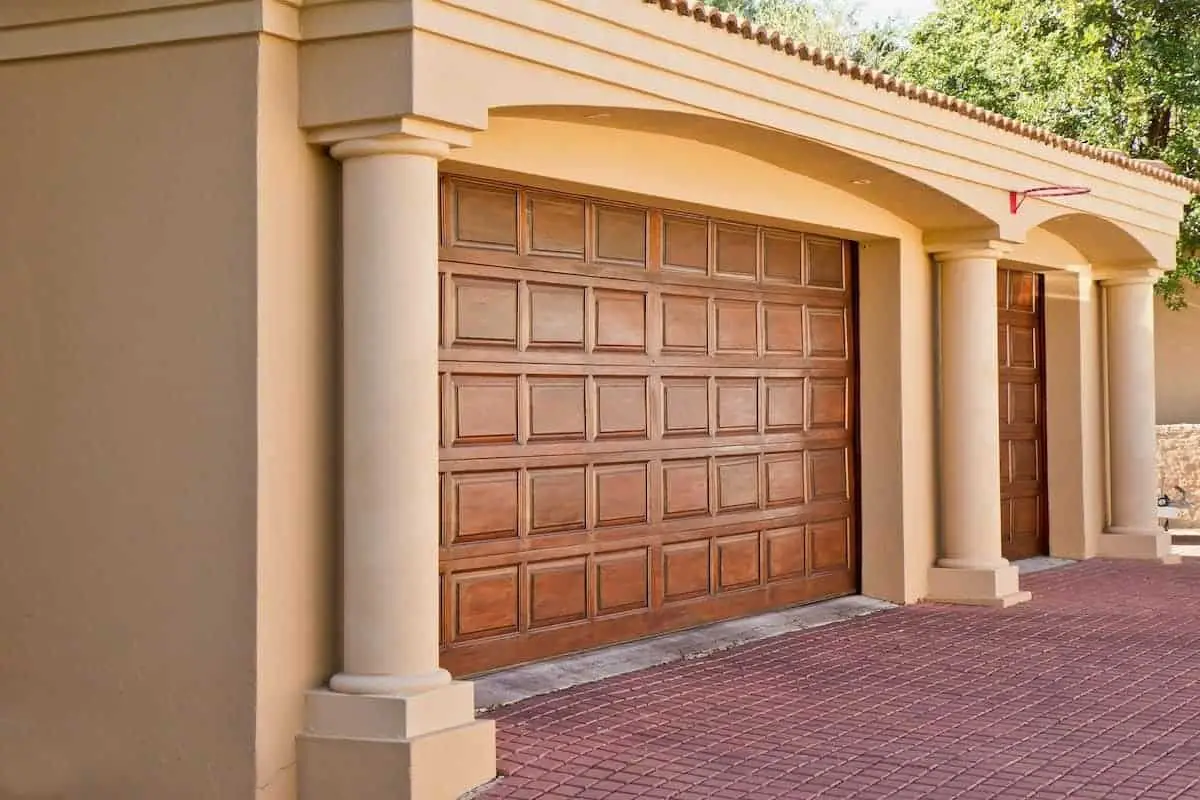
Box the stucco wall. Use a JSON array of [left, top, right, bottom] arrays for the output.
[[0, 39, 260, 798], [1157, 425, 1200, 528], [1155, 285, 1200, 425], [254, 35, 338, 800]]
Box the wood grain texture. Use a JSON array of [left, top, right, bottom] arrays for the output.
[[438, 176, 857, 675], [998, 268, 1048, 560]]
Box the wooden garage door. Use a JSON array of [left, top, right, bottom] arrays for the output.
[[437, 176, 858, 676], [998, 268, 1048, 561]]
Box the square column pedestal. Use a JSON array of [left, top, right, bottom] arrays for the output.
[[927, 563, 1032, 608], [298, 683, 496, 800], [1097, 529, 1179, 563]]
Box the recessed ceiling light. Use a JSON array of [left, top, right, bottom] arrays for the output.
[[850, 178, 872, 186]]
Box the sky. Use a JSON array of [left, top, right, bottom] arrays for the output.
[[857, 0, 937, 24]]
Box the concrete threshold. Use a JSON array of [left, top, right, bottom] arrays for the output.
[[1015, 556, 1076, 575], [473, 594, 896, 712]]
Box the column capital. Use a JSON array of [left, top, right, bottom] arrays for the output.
[[1096, 262, 1163, 286], [924, 238, 1018, 263], [331, 134, 451, 162]]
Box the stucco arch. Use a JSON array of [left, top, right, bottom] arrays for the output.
[[485, 105, 1003, 237], [1023, 211, 1173, 269]]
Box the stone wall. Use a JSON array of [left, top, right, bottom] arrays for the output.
[[1157, 425, 1200, 528]]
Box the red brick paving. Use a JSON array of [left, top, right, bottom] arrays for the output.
[[480, 560, 1200, 799]]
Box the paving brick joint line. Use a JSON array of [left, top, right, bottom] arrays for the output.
[[479, 560, 1200, 800]]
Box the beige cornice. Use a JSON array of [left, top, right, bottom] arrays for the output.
[[0, 0, 300, 62]]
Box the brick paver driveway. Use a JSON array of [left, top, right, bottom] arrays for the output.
[[480, 560, 1200, 799]]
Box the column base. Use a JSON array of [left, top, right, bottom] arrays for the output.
[[297, 682, 496, 800], [1098, 529, 1181, 564], [927, 563, 1032, 607]]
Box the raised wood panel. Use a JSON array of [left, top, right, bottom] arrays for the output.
[[810, 518, 850, 572], [662, 540, 711, 602], [528, 468, 587, 535], [717, 456, 760, 513], [450, 471, 519, 544], [528, 377, 587, 442], [594, 205, 647, 266], [764, 303, 805, 355], [663, 459, 711, 519], [715, 300, 758, 354], [661, 294, 709, 353], [439, 176, 858, 675], [453, 277, 518, 346], [662, 378, 710, 436], [594, 290, 647, 352], [715, 224, 757, 279], [717, 532, 761, 592], [766, 526, 806, 581], [451, 567, 519, 640], [1009, 383, 1038, 425], [663, 215, 709, 272], [528, 558, 589, 629], [765, 454, 806, 508], [807, 307, 848, 358], [528, 283, 585, 348], [596, 377, 648, 439], [806, 238, 846, 289], [1010, 440, 1040, 483], [453, 375, 519, 445], [808, 448, 849, 502], [1009, 271, 1037, 312], [809, 378, 849, 430], [716, 378, 759, 435], [595, 549, 650, 616], [1009, 326, 1038, 369], [528, 193, 585, 258], [763, 232, 804, 283], [765, 378, 806, 432], [594, 463, 649, 527], [453, 182, 517, 250], [1011, 496, 1040, 538]]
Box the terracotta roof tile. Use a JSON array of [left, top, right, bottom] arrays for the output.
[[643, 0, 1200, 195]]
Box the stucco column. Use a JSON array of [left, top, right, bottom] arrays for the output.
[[926, 245, 1031, 606], [1098, 272, 1177, 562], [297, 135, 496, 800], [332, 135, 448, 695]]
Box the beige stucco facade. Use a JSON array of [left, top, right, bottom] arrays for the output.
[[1156, 285, 1200, 425], [1, 1, 1194, 798]]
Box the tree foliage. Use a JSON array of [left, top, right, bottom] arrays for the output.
[[888, 0, 1200, 308], [707, 0, 907, 66], [706, 0, 1200, 308]]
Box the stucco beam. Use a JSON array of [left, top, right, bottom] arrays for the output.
[[1093, 263, 1165, 285], [923, 229, 1020, 257], [0, 1, 299, 61], [417, 0, 1185, 238]]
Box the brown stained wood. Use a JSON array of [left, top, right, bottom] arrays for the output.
[[663, 215, 709, 272], [594, 204, 648, 266], [528, 193, 586, 258], [438, 175, 858, 675], [806, 238, 847, 289], [763, 231, 805, 284], [715, 224, 758, 279], [998, 268, 1049, 560]]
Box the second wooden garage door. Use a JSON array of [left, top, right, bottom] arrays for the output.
[[437, 176, 858, 676], [998, 268, 1048, 560]]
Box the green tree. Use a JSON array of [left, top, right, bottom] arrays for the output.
[[708, 0, 907, 67], [890, 0, 1200, 308]]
